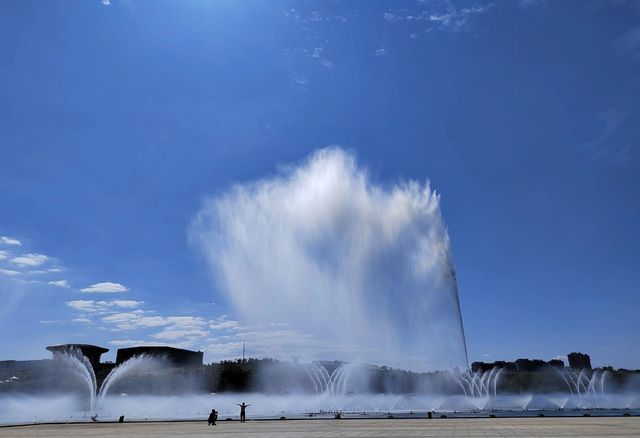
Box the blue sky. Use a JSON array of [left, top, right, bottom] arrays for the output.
[[0, 0, 639, 369]]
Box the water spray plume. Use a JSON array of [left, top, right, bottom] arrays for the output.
[[53, 349, 97, 412], [191, 147, 468, 370]]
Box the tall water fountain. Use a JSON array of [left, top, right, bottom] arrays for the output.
[[52, 350, 97, 412], [51, 348, 161, 415], [191, 148, 470, 371]]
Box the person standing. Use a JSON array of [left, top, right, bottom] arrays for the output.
[[236, 402, 250, 422], [208, 408, 218, 426]]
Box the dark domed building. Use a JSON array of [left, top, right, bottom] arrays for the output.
[[115, 346, 203, 367], [46, 344, 109, 368]]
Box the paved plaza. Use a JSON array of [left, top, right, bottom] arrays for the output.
[[0, 417, 639, 437]]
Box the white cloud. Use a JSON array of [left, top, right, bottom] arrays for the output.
[[110, 300, 143, 308], [375, 47, 388, 56], [109, 338, 196, 350], [0, 250, 8, 260], [0, 268, 20, 277], [109, 339, 160, 347], [101, 311, 212, 345], [48, 280, 70, 288], [67, 300, 101, 312], [101, 312, 168, 330], [190, 147, 468, 370], [66, 299, 143, 313], [101, 0, 111, 6], [166, 316, 207, 327], [152, 316, 209, 340], [152, 328, 208, 341], [11, 253, 49, 267], [209, 315, 241, 330], [80, 282, 128, 293], [28, 267, 65, 275], [0, 237, 21, 246]]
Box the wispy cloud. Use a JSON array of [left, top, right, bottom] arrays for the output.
[[209, 315, 241, 331], [80, 281, 129, 293], [48, 280, 70, 289], [101, 0, 111, 6], [0, 250, 8, 260], [66, 300, 103, 312], [202, 325, 358, 362], [152, 328, 208, 341], [101, 311, 168, 330], [384, 2, 492, 34], [110, 300, 143, 308], [583, 107, 633, 165], [97, 306, 350, 361], [375, 47, 388, 56], [282, 7, 347, 88], [616, 24, 640, 60], [11, 253, 49, 267], [151, 316, 209, 341], [66, 299, 143, 313], [283, 9, 347, 25], [100, 312, 211, 339], [0, 237, 21, 246], [28, 267, 65, 275], [109, 339, 161, 347], [71, 318, 93, 323], [518, 0, 547, 7], [0, 268, 20, 277]]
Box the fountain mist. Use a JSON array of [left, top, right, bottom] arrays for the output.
[[191, 147, 468, 370]]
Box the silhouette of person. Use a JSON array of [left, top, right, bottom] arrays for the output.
[[237, 402, 250, 422], [208, 408, 218, 426]]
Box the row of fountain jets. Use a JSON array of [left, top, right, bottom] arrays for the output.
[[456, 367, 608, 398], [305, 362, 506, 398], [306, 362, 608, 398], [56, 349, 609, 413]]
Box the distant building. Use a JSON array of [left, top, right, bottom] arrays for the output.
[[471, 361, 516, 373], [547, 359, 565, 368], [471, 357, 564, 373], [46, 344, 109, 368], [567, 352, 592, 370], [515, 359, 548, 372], [115, 346, 203, 367]]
